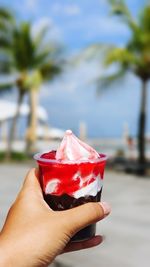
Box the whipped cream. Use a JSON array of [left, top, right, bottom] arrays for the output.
[[56, 129, 99, 161], [71, 175, 102, 198], [45, 173, 103, 198]]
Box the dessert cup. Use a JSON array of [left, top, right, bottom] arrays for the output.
[[34, 151, 107, 242]]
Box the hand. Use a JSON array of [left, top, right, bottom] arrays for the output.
[[0, 169, 111, 267]]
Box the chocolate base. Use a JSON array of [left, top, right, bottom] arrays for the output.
[[44, 188, 102, 242]]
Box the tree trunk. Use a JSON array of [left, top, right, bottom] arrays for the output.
[[26, 88, 38, 154], [5, 90, 24, 159], [137, 80, 147, 174]]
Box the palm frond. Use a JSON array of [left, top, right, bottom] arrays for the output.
[[124, 7, 150, 54], [96, 68, 126, 95], [0, 34, 12, 48], [108, 0, 139, 33], [0, 14, 63, 89], [139, 6, 150, 32], [0, 7, 14, 21], [105, 47, 137, 67], [127, 31, 150, 55], [33, 46, 57, 67], [13, 22, 35, 70], [109, 0, 130, 16], [40, 62, 62, 81], [0, 52, 14, 72], [71, 44, 108, 65], [0, 20, 12, 32], [32, 24, 50, 50], [0, 7, 15, 34]]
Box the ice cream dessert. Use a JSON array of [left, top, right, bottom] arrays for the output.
[[34, 130, 107, 241]]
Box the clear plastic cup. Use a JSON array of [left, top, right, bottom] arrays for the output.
[[34, 150, 107, 242]]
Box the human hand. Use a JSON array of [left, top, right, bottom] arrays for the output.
[[0, 169, 111, 267]]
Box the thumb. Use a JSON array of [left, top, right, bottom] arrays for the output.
[[62, 202, 111, 235], [21, 168, 43, 197]]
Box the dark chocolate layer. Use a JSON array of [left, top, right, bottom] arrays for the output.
[[44, 188, 102, 211]]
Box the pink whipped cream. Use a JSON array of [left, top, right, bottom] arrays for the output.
[[56, 129, 99, 162]]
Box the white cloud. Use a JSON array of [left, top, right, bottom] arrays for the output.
[[31, 17, 53, 38], [25, 0, 39, 10], [40, 59, 103, 99], [93, 16, 130, 37], [64, 4, 81, 16], [31, 17, 63, 42], [66, 14, 130, 41], [52, 3, 81, 16]]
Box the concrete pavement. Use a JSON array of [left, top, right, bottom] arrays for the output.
[[0, 164, 150, 267]]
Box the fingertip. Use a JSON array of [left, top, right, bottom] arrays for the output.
[[99, 202, 111, 218]]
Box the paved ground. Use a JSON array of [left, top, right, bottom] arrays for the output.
[[0, 164, 150, 267]]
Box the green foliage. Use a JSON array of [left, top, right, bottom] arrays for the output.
[[33, 24, 49, 49], [40, 62, 62, 80], [0, 151, 5, 161], [108, 0, 138, 32], [0, 7, 15, 75], [83, 1, 150, 93], [12, 22, 35, 70], [0, 8, 14, 41], [0, 151, 29, 161], [109, 0, 130, 16], [0, 7, 63, 156], [0, 7, 14, 22], [139, 6, 150, 32], [105, 47, 137, 66], [11, 151, 29, 161], [105, 1, 150, 82], [23, 70, 42, 89], [0, 9, 62, 89]]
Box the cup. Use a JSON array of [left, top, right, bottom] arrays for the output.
[[34, 151, 107, 242]]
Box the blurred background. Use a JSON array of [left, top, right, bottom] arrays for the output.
[[0, 0, 150, 266]]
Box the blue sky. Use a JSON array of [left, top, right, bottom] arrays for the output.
[[1, 0, 146, 52], [1, 0, 150, 137]]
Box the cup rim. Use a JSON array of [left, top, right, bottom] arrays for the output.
[[33, 151, 108, 165]]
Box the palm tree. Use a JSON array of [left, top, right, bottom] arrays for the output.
[[103, 0, 150, 173], [0, 17, 62, 155], [80, 1, 150, 174]]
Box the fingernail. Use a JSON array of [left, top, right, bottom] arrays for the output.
[[99, 202, 111, 217]]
